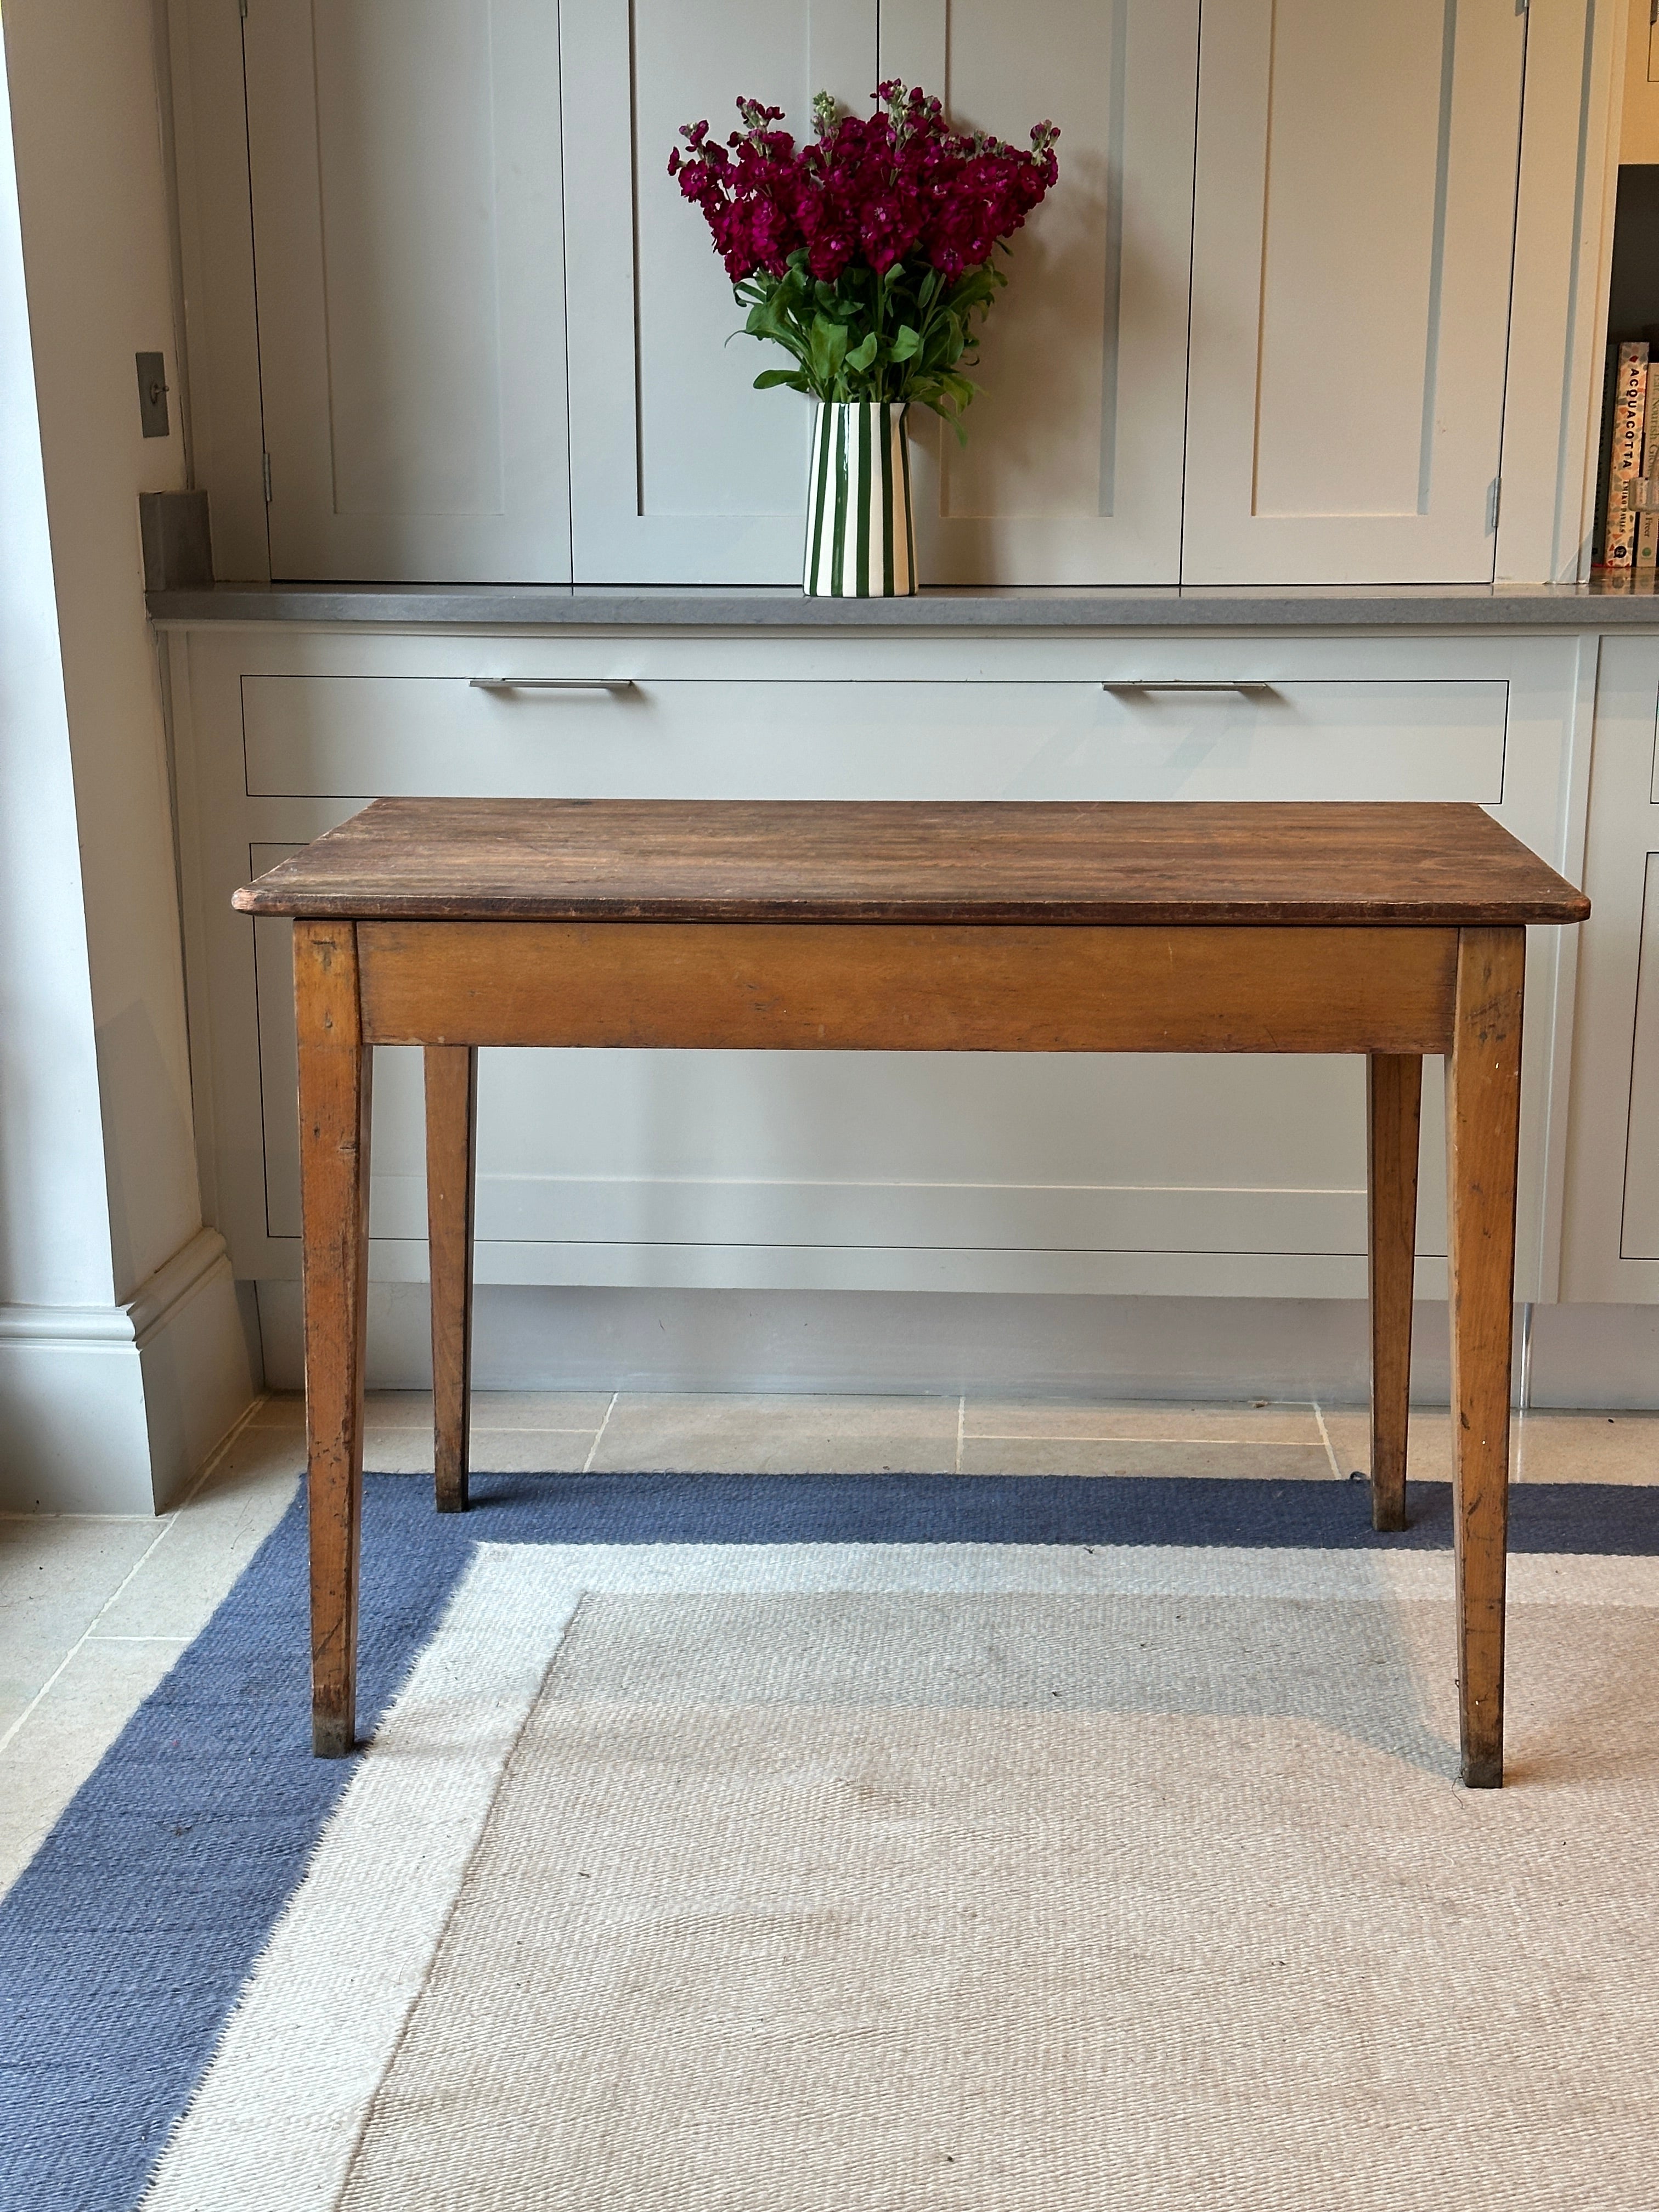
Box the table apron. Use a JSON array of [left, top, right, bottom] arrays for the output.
[[348, 921, 1460, 1054]]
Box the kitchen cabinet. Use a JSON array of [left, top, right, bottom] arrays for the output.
[[163, 619, 1581, 1310], [199, 0, 1604, 589]]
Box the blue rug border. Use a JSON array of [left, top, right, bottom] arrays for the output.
[[410, 1469, 1659, 1553], [4, 1467, 1657, 2212]]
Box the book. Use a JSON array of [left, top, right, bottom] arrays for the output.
[[1638, 369, 1659, 574], [1604, 341, 1650, 568]]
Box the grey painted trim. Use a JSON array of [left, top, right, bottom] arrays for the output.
[[0, 1227, 230, 1352], [250, 1280, 1492, 1407], [139, 490, 213, 591], [148, 580, 1659, 630], [251, 1280, 1659, 1409]]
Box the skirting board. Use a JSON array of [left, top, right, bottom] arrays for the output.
[[1, 1229, 255, 1513], [249, 1281, 1656, 1412]]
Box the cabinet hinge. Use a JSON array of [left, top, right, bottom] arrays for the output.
[[262, 452, 272, 504], [1486, 476, 1501, 534]]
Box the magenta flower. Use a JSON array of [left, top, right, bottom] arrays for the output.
[[668, 82, 1058, 434]]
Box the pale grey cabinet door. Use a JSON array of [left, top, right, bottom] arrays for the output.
[[879, 0, 1198, 585], [1620, 854, 1659, 1262], [561, 0, 878, 584], [242, 1, 571, 582], [1560, 635, 1659, 1302], [1181, 0, 1525, 586]]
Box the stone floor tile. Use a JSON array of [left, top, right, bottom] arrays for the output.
[[93, 1440, 302, 1641], [1514, 1411, 1659, 1485], [361, 1429, 439, 1475], [363, 1391, 438, 1429], [247, 1392, 305, 1430], [364, 1427, 601, 1475], [959, 1437, 1340, 1480], [0, 1519, 168, 1718], [592, 1393, 957, 1475], [1320, 1409, 1467, 1486], [465, 1392, 615, 1431], [0, 1638, 187, 1901], [964, 1398, 1324, 1444]]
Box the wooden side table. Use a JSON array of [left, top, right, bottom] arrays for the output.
[[235, 799, 1589, 1786]]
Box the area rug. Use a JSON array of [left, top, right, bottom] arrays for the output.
[[5, 1474, 1659, 2212]]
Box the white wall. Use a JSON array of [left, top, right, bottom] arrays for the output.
[[0, 59, 114, 1314], [4, 0, 199, 1294], [0, 0, 252, 1510]]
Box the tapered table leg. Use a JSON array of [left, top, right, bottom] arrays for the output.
[[1367, 1053, 1422, 1532], [295, 921, 372, 1759], [1445, 927, 1525, 1790], [425, 1046, 477, 1514]]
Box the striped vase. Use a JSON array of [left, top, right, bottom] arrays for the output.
[[803, 399, 917, 596]]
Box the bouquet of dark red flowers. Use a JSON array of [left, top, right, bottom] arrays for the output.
[[669, 82, 1058, 438]]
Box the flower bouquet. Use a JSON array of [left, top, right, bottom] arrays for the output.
[[670, 82, 1058, 595]]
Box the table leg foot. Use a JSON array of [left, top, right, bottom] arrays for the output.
[[1460, 1752, 1503, 1790], [313, 1712, 357, 1759]]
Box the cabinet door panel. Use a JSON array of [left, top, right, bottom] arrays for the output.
[[1560, 636, 1659, 1301], [879, 0, 1198, 583], [561, 0, 878, 583], [243, 0, 569, 582], [1182, 0, 1525, 585], [1620, 854, 1659, 1259]]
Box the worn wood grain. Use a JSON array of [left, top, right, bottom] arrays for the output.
[[358, 922, 1460, 1054], [1367, 1053, 1423, 1533], [1445, 926, 1525, 1789], [294, 922, 371, 1758], [233, 798, 1591, 927], [425, 1046, 477, 1514]]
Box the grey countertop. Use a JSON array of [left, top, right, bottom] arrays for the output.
[[145, 580, 1659, 629]]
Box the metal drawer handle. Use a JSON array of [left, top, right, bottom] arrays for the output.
[[470, 676, 636, 693], [1102, 680, 1274, 695]]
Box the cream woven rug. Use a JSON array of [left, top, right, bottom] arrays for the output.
[[142, 1543, 1659, 2210]]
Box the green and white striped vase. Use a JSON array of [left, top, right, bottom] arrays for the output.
[[803, 399, 917, 596]]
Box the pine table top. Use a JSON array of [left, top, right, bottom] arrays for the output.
[[234, 798, 1590, 927]]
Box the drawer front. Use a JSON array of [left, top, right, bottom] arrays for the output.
[[242, 673, 1508, 805]]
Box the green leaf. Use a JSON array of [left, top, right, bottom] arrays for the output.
[[753, 368, 809, 390], [844, 331, 879, 374], [808, 312, 849, 386], [889, 324, 922, 363]]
